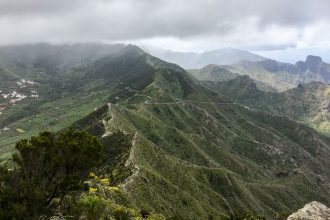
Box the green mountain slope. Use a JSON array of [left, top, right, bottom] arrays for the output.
[[189, 64, 239, 82], [189, 64, 277, 92], [80, 102, 330, 218], [69, 47, 330, 218], [0, 43, 126, 159], [207, 75, 330, 134], [1, 45, 330, 219]]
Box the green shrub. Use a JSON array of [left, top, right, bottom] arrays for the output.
[[0, 129, 103, 219], [79, 195, 107, 219], [113, 208, 133, 220]]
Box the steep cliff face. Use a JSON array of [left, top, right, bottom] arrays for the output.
[[287, 201, 330, 220]]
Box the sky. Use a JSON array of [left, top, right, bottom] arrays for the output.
[[1, 0, 330, 63]]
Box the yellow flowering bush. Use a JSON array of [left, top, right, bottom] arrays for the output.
[[89, 187, 98, 193], [88, 172, 98, 179], [100, 178, 110, 185], [109, 186, 120, 192]]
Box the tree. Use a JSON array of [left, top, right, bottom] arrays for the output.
[[0, 129, 103, 219]]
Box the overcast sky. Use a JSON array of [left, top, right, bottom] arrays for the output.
[[1, 0, 330, 62]]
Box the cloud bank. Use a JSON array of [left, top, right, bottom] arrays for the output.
[[0, 0, 330, 53]]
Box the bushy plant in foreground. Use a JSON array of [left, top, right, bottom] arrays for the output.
[[0, 129, 103, 219]]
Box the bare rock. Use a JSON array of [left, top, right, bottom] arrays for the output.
[[321, 100, 330, 112], [287, 201, 330, 220]]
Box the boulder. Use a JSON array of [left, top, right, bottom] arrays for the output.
[[287, 201, 330, 220]]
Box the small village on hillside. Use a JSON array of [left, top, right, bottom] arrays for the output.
[[0, 79, 39, 133]]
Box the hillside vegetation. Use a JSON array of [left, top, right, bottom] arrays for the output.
[[0, 44, 330, 219], [207, 75, 330, 134]]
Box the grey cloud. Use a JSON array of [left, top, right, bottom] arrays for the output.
[[0, 0, 87, 16], [0, 0, 329, 51], [243, 43, 298, 51]]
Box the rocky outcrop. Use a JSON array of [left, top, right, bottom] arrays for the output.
[[321, 100, 330, 112], [251, 55, 330, 82], [287, 201, 330, 220]]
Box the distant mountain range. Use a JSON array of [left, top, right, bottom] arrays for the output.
[[147, 46, 330, 92], [145, 46, 266, 68], [191, 55, 330, 91]]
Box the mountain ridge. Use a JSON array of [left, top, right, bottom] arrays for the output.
[[1, 44, 330, 219], [192, 55, 330, 92], [145, 46, 266, 69]]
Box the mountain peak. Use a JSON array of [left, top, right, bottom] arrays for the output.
[[117, 44, 146, 57], [306, 55, 323, 64], [299, 55, 325, 74]]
